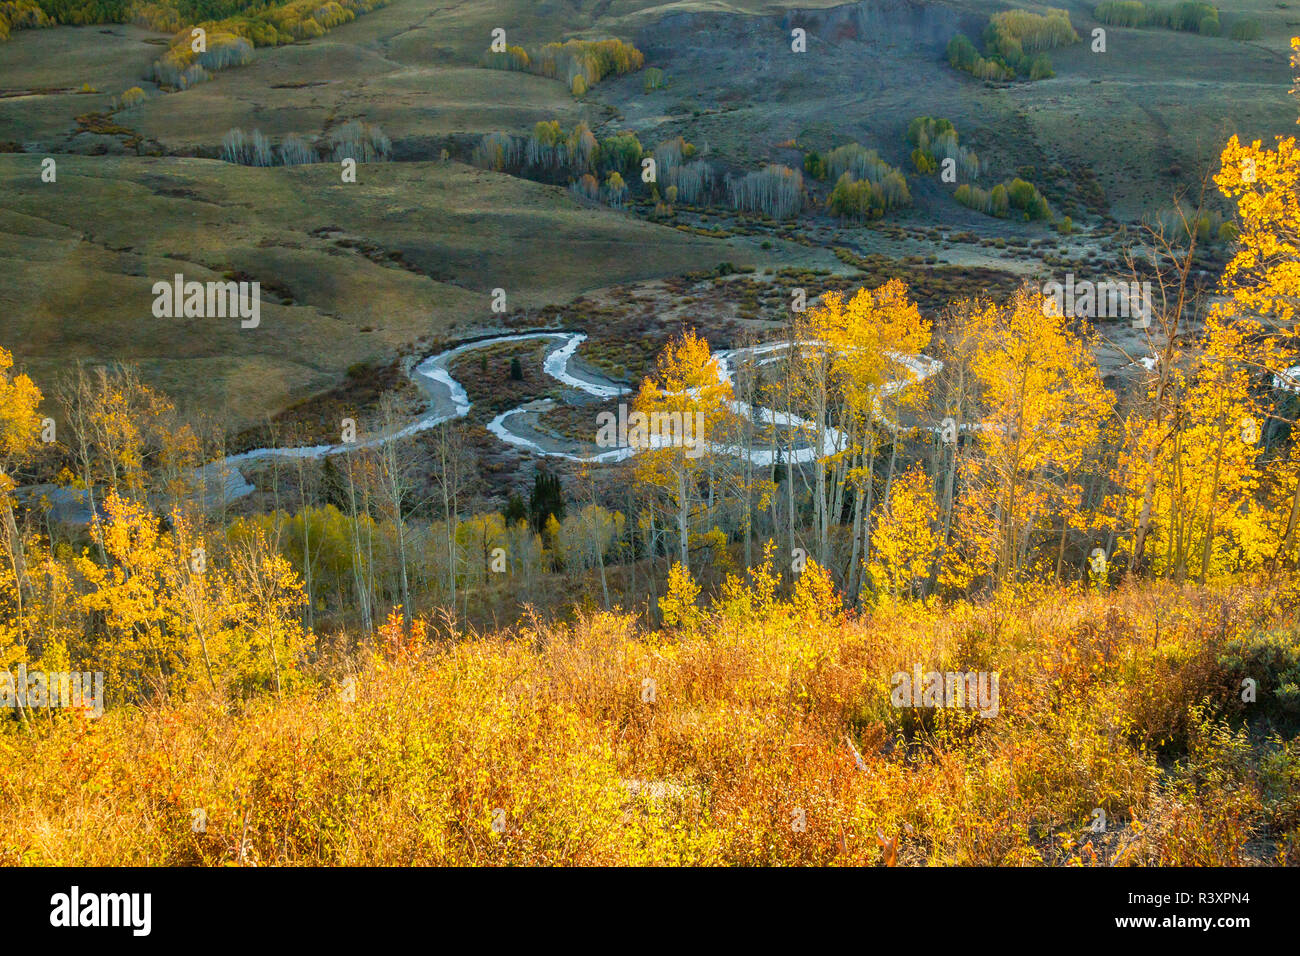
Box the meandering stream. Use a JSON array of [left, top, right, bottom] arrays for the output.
[[28, 331, 943, 522]]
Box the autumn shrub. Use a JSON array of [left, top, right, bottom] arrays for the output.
[[2, 574, 1295, 866]]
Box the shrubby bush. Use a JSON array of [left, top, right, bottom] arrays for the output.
[[1149, 203, 1232, 243], [2, 578, 1293, 866], [1218, 629, 1300, 723]]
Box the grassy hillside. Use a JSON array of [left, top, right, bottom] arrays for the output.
[[0, 153, 751, 426], [3, 577, 1297, 865]]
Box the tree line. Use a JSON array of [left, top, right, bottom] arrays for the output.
[[219, 121, 390, 166], [955, 177, 1052, 222], [1094, 1, 1222, 35], [947, 8, 1079, 82]]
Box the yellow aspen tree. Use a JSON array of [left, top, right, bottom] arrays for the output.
[[0, 346, 42, 614], [1133, 314, 1266, 579], [957, 288, 1110, 588], [789, 283, 930, 594], [789, 289, 849, 570], [659, 560, 703, 630], [1106, 217, 1205, 577], [76, 493, 177, 700], [228, 530, 312, 698], [827, 280, 931, 600], [632, 329, 734, 573], [868, 467, 940, 603], [929, 299, 984, 592], [1215, 40, 1300, 570]]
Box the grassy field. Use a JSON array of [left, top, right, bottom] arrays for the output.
[[0, 153, 750, 427]]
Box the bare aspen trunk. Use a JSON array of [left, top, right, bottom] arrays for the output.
[[1198, 406, 1230, 581], [677, 467, 689, 570]]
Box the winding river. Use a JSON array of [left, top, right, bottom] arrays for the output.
[[27, 332, 943, 522]]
